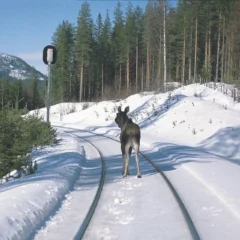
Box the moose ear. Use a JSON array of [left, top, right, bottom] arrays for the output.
[[124, 106, 130, 113], [118, 106, 122, 112]]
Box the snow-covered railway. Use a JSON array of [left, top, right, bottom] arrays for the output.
[[67, 132, 106, 239], [62, 128, 200, 240]]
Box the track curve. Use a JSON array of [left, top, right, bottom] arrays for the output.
[[64, 132, 106, 240], [58, 126, 200, 240]]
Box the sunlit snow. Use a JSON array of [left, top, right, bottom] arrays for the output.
[[1, 83, 240, 240]]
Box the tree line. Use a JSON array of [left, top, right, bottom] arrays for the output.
[[0, 73, 45, 110], [1, 0, 239, 108], [50, 0, 240, 104]]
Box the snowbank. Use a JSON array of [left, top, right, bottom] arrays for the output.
[[0, 132, 84, 240]]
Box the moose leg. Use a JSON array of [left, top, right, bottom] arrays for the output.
[[122, 155, 125, 175], [134, 143, 141, 178], [121, 143, 125, 175], [126, 147, 132, 175], [123, 145, 130, 177]]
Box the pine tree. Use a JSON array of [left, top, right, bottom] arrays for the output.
[[112, 2, 125, 95], [76, 1, 93, 102], [0, 76, 10, 107], [163, 0, 167, 91], [100, 10, 113, 99], [10, 80, 24, 109], [51, 20, 75, 103], [144, 1, 154, 91], [41, 0, 240, 100], [134, 6, 144, 92], [93, 13, 103, 99], [124, 2, 137, 94], [25, 68, 44, 109]]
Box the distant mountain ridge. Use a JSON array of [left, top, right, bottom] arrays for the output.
[[0, 53, 46, 80]]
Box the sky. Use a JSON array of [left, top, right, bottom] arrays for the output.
[[0, 0, 150, 75]]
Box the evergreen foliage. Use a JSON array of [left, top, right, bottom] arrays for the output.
[[0, 107, 57, 179], [2, 1, 240, 106], [46, 0, 238, 103]]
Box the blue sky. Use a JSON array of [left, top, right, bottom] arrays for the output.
[[0, 0, 176, 75]]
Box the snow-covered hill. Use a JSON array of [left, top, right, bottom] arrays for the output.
[[1, 83, 240, 240], [0, 53, 46, 80], [31, 83, 240, 159]]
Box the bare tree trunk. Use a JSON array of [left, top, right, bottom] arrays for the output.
[[215, 13, 221, 83], [88, 67, 91, 101], [146, 41, 150, 90], [158, 37, 162, 88], [194, 16, 198, 83], [226, 34, 230, 81], [228, 31, 233, 82], [119, 63, 122, 94], [136, 37, 138, 93], [141, 59, 144, 92], [182, 17, 186, 85], [88, 81, 91, 101], [227, 37, 230, 82], [205, 30, 208, 67], [152, 56, 155, 88], [83, 81, 85, 100], [203, 29, 208, 84], [163, 0, 167, 91], [126, 47, 130, 93], [101, 63, 104, 100], [221, 16, 225, 82], [69, 74, 72, 101], [79, 52, 84, 102], [208, 26, 211, 82], [189, 18, 193, 83], [176, 59, 180, 81]]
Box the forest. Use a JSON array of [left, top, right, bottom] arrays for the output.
[[1, 0, 240, 108]]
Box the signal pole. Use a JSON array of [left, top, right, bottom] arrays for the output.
[[46, 62, 51, 123], [43, 46, 57, 123]]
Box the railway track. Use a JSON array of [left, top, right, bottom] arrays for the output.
[[58, 126, 200, 240]]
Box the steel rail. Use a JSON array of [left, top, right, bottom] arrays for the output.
[[140, 152, 200, 240], [64, 131, 106, 240], [58, 126, 200, 240]]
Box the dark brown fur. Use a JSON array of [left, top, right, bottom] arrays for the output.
[[115, 106, 141, 178]]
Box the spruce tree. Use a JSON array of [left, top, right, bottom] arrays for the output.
[[112, 2, 125, 95], [124, 2, 137, 93], [93, 13, 103, 100], [101, 10, 113, 99], [76, 1, 93, 102], [134, 6, 144, 92], [51, 20, 75, 103]]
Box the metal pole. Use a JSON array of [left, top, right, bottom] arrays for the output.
[[46, 63, 51, 123]]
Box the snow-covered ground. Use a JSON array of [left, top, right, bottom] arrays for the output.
[[1, 83, 240, 239]]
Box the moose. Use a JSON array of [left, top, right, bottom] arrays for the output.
[[115, 106, 141, 178]]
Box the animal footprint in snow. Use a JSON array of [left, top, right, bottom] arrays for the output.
[[114, 197, 132, 205], [124, 182, 133, 190], [114, 198, 121, 204], [108, 205, 125, 215], [118, 179, 133, 189], [99, 227, 117, 240], [133, 182, 142, 188], [119, 215, 134, 225], [112, 190, 124, 198]]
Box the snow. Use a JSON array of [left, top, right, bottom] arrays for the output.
[[1, 83, 240, 239], [9, 69, 27, 80], [0, 53, 46, 80]]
